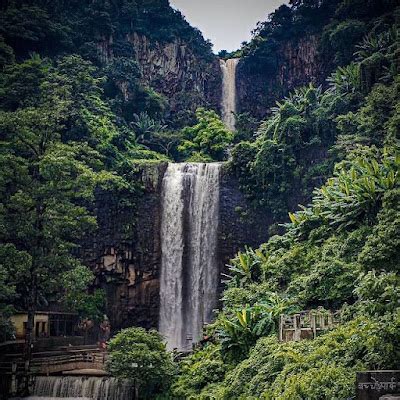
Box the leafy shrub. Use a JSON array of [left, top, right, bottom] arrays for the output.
[[268, 364, 356, 400], [223, 248, 264, 288], [326, 20, 367, 65], [287, 147, 399, 237], [358, 188, 400, 271], [218, 315, 400, 399], [178, 108, 233, 161], [172, 343, 228, 399], [107, 327, 175, 398], [355, 271, 400, 315], [217, 295, 295, 361]]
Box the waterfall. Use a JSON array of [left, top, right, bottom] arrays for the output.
[[159, 163, 221, 351], [28, 376, 133, 400], [220, 58, 239, 131]]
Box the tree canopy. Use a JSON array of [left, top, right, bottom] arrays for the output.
[[107, 327, 175, 398]]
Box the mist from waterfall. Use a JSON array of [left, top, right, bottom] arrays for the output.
[[220, 58, 239, 131], [159, 163, 221, 351]]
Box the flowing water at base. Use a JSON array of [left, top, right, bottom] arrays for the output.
[[16, 376, 134, 400], [16, 397, 91, 400]]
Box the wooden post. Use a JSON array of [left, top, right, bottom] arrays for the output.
[[294, 314, 301, 341], [11, 361, 17, 395], [311, 313, 317, 339], [327, 313, 333, 328]]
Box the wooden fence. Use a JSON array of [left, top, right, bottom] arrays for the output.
[[279, 309, 340, 342]]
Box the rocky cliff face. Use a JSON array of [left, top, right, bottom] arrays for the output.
[[237, 34, 327, 119], [129, 33, 221, 116], [96, 32, 221, 124], [218, 165, 271, 290], [82, 163, 167, 331], [84, 164, 269, 331]]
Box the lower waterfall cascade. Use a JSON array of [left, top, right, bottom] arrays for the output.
[[27, 376, 134, 400], [159, 163, 221, 351]]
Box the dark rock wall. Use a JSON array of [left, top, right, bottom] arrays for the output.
[[237, 34, 328, 119], [218, 165, 271, 284], [129, 33, 222, 116], [96, 33, 222, 122], [82, 163, 167, 331], [84, 163, 269, 331]]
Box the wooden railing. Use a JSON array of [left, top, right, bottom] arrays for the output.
[[0, 349, 107, 375], [279, 309, 340, 342]]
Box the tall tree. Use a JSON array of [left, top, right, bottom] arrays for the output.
[[0, 54, 115, 391]]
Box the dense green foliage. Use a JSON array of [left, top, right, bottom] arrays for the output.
[[172, 2, 400, 398], [0, 0, 213, 59], [0, 52, 147, 338], [0, 54, 123, 341], [239, 1, 334, 73], [178, 108, 234, 162], [231, 2, 400, 221], [107, 327, 175, 398], [0, 0, 217, 132], [0, 0, 399, 399], [209, 314, 400, 400], [239, 0, 395, 79], [0, 0, 224, 343]]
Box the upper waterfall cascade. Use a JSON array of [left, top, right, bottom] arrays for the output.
[[220, 58, 239, 131], [159, 163, 221, 351]]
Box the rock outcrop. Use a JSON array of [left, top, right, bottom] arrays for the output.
[[218, 165, 271, 292], [82, 163, 167, 331]]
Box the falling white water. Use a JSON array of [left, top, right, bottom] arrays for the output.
[[27, 376, 133, 400], [159, 163, 221, 351], [220, 58, 239, 131]]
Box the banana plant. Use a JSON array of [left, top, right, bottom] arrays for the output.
[[131, 112, 167, 142], [217, 294, 296, 360], [355, 27, 398, 61], [327, 63, 361, 95], [222, 247, 262, 287], [286, 148, 399, 236], [257, 83, 323, 143]]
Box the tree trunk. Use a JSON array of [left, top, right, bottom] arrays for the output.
[[135, 384, 139, 400]]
